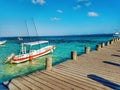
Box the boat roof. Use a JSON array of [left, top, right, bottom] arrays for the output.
[[23, 40, 49, 46]]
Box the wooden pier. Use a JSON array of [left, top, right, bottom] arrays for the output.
[[3, 39, 120, 90]]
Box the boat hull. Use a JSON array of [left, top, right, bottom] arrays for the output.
[[0, 40, 7, 45], [12, 45, 55, 63]]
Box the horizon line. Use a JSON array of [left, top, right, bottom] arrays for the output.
[[0, 33, 113, 38]]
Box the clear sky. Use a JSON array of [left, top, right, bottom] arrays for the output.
[[0, 0, 120, 37]]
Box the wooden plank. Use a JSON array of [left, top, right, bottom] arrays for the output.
[[65, 59, 120, 80], [8, 83, 20, 90], [56, 62, 120, 83], [22, 76, 52, 90], [57, 66, 120, 85], [64, 58, 120, 72], [31, 72, 84, 90], [16, 77, 41, 90], [33, 72, 72, 90], [50, 69, 110, 90], [32, 71, 88, 90], [56, 59, 120, 74], [40, 71, 103, 90], [11, 79, 31, 90], [28, 74, 63, 90], [3, 81, 20, 90]]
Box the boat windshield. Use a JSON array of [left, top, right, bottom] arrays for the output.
[[21, 40, 49, 53]]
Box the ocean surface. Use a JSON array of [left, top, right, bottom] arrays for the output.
[[0, 34, 113, 83]]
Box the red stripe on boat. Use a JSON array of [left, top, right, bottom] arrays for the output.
[[13, 46, 54, 61]]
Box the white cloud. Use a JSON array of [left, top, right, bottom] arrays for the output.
[[73, 5, 81, 10], [57, 10, 63, 13], [85, 2, 91, 7], [51, 17, 61, 21], [88, 12, 99, 17], [32, 0, 46, 5]]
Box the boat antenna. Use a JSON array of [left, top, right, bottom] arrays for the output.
[[32, 18, 39, 38], [25, 20, 31, 41], [32, 18, 41, 48], [25, 20, 32, 53]]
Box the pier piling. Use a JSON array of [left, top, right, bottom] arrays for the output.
[[85, 46, 90, 54], [96, 44, 101, 51], [101, 42, 105, 48], [71, 51, 77, 61], [106, 41, 110, 46], [46, 57, 52, 70], [110, 40, 114, 44]]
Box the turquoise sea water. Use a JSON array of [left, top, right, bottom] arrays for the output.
[[0, 34, 113, 83]]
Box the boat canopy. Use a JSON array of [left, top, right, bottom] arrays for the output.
[[23, 40, 49, 46]]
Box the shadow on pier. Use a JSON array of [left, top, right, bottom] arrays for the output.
[[103, 61, 120, 67], [111, 54, 120, 57], [117, 50, 120, 52], [87, 74, 120, 90]]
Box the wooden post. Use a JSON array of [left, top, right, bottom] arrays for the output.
[[71, 51, 77, 61], [96, 44, 101, 51], [117, 38, 119, 41], [85, 46, 90, 54], [46, 57, 52, 70], [114, 39, 116, 42], [113, 39, 115, 43], [101, 42, 105, 48], [106, 41, 109, 46], [110, 40, 113, 45]]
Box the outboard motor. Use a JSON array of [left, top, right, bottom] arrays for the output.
[[4, 53, 15, 64]]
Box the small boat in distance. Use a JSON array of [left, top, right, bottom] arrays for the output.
[[5, 40, 55, 63], [17, 37, 23, 41], [0, 40, 7, 45], [113, 31, 120, 38]]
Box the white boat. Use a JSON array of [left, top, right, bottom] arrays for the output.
[[113, 31, 120, 38], [7, 40, 55, 63], [5, 20, 55, 64], [0, 40, 7, 45], [18, 37, 23, 41]]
